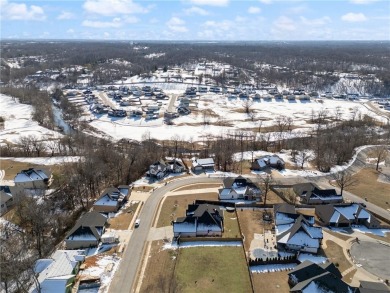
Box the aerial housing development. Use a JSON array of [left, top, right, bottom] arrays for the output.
[[1, 1, 390, 293]]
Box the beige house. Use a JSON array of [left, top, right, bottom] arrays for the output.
[[11, 168, 52, 200], [0, 186, 13, 215]]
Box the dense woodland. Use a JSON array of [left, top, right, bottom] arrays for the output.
[[1, 41, 390, 95]]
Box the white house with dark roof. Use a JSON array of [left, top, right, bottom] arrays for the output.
[[251, 155, 285, 171], [218, 176, 261, 201], [31, 250, 85, 293], [173, 204, 224, 237], [276, 215, 323, 254], [93, 186, 130, 213], [293, 183, 342, 204], [315, 204, 380, 229], [192, 157, 215, 172]]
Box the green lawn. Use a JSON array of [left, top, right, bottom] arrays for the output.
[[174, 247, 252, 293]]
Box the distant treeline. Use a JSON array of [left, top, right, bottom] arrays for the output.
[[1, 41, 389, 94]]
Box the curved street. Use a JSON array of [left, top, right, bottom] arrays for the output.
[[109, 145, 389, 293], [109, 176, 223, 293]]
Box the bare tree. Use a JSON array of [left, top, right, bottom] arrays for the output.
[[296, 150, 313, 169], [332, 171, 357, 196], [372, 146, 388, 171], [243, 99, 253, 115], [260, 174, 273, 206]]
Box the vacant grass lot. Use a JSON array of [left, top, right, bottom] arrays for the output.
[[322, 240, 351, 273], [139, 240, 177, 293], [252, 271, 290, 293], [108, 202, 140, 230], [342, 268, 357, 285], [347, 168, 390, 208], [174, 247, 251, 293], [157, 193, 218, 228]]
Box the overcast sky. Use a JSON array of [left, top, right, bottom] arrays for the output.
[[1, 0, 389, 40]]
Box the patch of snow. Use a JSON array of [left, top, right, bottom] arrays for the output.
[[162, 241, 242, 250], [0, 156, 82, 165], [250, 263, 297, 273]]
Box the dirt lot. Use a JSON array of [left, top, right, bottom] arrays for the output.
[[237, 209, 272, 251], [157, 193, 218, 227], [252, 271, 290, 293], [107, 202, 140, 230], [347, 168, 390, 208], [139, 240, 177, 293], [174, 246, 252, 293], [132, 185, 154, 192]]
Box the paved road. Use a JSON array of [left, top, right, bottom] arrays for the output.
[[109, 145, 389, 292], [350, 241, 390, 280], [96, 91, 116, 109], [109, 176, 223, 293], [167, 94, 178, 113]]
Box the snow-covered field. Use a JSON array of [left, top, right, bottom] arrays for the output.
[[88, 87, 387, 142], [0, 156, 81, 165], [0, 94, 62, 145]]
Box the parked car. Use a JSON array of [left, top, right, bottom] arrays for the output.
[[135, 219, 140, 228]]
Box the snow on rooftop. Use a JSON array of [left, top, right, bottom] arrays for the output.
[[334, 204, 360, 220], [283, 231, 321, 248], [298, 253, 327, 264]]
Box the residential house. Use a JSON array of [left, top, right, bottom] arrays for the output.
[[276, 215, 323, 254], [0, 186, 13, 215], [11, 168, 52, 200], [274, 203, 315, 226], [293, 183, 343, 205], [315, 204, 381, 229], [65, 211, 107, 249], [147, 158, 186, 179], [31, 250, 86, 293], [166, 158, 187, 174], [358, 281, 390, 293], [147, 159, 168, 179], [288, 260, 356, 293], [218, 176, 261, 201], [93, 186, 130, 213], [192, 158, 215, 172], [173, 204, 223, 237], [251, 155, 285, 171]]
